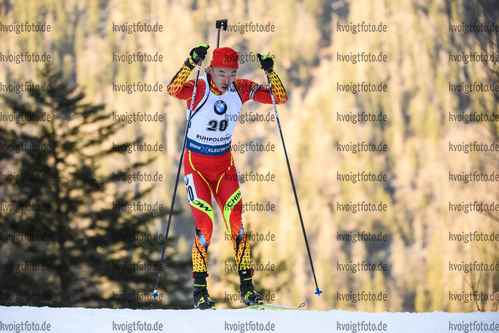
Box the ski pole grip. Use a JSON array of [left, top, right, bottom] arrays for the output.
[[193, 57, 203, 66], [216, 19, 228, 30]]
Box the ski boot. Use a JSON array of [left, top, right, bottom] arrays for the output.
[[239, 269, 263, 306], [192, 272, 215, 310]]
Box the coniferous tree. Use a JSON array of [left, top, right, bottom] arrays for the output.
[[0, 64, 191, 308]]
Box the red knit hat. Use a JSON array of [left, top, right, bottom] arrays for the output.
[[210, 47, 239, 68]]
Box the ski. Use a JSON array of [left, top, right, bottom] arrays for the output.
[[240, 302, 305, 310]]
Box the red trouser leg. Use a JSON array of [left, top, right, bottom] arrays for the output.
[[212, 154, 251, 272], [184, 149, 251, 273], [184, 151, 214, 273]]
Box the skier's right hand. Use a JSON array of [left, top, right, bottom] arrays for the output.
[[190, 44, 210, 64]]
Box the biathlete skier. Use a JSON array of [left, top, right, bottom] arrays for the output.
[[167, 44, 288, 309]]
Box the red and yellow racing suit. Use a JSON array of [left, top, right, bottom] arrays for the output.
[[167, 57, 287, 274]]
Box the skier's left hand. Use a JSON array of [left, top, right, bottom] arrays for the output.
[[257, 53, 274, 72]]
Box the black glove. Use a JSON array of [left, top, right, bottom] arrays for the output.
[[190, 44, 210, 64], [257, 53, 274, 72]]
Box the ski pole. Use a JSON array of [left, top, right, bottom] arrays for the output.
[[151, 58, 203, 299], [262, 61, 322, 296], [215, 19, 228, 48], [152, 18, 227, 298]]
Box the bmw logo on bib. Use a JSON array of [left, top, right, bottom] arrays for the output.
[[214, 100, 227, 115]]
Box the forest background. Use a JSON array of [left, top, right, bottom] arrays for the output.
[[0, 0, 498, 312]]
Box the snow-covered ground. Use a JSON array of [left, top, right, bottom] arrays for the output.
[[0, 306, 497, 333]]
